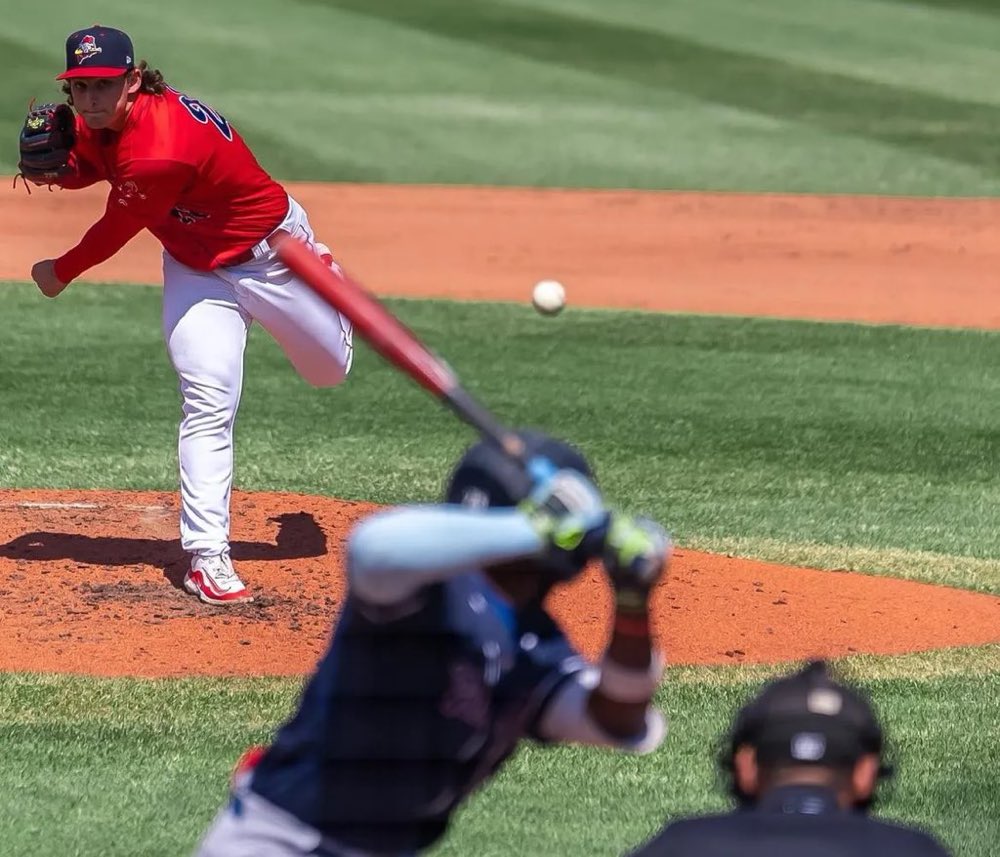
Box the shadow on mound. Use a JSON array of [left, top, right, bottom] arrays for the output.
[[0, 511, 326, 590]]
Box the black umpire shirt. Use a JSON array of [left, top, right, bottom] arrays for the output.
[[629, 784, 952, 857]]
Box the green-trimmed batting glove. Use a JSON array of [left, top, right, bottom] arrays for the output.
[[603, 515, 672, 610], [520, 469, 610, 579]]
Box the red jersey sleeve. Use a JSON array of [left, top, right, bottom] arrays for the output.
[[53, 159, 194, 283], [56, 149, 105, 190]]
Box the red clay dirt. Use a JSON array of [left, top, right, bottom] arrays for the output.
[[3, 183, 1000, 677], [6, 183, 1000, 327], [0, 489, 997, 677]]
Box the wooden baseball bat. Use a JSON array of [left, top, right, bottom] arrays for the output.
[[276, 235, 529, 465]]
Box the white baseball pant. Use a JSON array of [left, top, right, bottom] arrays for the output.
[[162, 195, 353, 556], [194, 784, 411, 857]]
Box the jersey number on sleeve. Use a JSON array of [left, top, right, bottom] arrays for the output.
[[179, 95, 233, 141]]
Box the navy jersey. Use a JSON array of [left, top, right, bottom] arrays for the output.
[[630, 785, 952, 857], [249, 571, 586, 854]]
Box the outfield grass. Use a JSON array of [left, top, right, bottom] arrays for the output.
[[5, 1, 1000, 193], [3, 282, 1000, 593], [1, 650, 996, 857]]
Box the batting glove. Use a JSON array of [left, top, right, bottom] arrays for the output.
[[520, 469, 609, 577], [603, 515, 672, 610]]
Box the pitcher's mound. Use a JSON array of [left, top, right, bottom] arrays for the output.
[[0, 489, 997, 677]]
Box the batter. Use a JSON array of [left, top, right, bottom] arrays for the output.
[[19, 26, 355, 604]]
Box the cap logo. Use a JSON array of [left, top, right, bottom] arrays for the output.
[[807, 688, 843, 716], [799, 796, 825, 815], [74, 34, 103, 64], [791, 732, 826, 761]]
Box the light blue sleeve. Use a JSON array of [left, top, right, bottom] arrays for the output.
[[346, 505, 544, 605]]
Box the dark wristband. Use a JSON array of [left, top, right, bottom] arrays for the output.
[[613, 612, 651, 637]]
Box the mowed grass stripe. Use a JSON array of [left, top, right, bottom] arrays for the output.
[[3, 4, 999, 193], [5, 284, 1000, 587], [0, 660, 996, 856], [894, 0, 1000, 14], [310, 0, 1000, 175], [518, 0, 1000, 108]]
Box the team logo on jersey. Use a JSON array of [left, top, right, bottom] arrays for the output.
[[74, 35, 103, 64], [115, 181, 148, 207], [170, 207, 210, 225]]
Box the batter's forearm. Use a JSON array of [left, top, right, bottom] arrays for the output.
[[347, 506, 544, 605], [586, 603, 665, 743]]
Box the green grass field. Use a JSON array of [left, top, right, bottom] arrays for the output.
[[2, 287, 999, 855], [1, 654, 997, 856], [7, 0, 1000, 193], [3, 1, 1000, 855]]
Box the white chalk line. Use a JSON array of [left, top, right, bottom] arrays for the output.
[[0, 502, 172, 512]]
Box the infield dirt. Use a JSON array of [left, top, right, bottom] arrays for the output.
[[5, 183, 1000, 327], [1, 184, 998, 676], [1, 489, 998, 677]]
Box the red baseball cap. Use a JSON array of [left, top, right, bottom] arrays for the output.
[[57, 25, 135, 80]]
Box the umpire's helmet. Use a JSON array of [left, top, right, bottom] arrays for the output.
[[444, 429, 596, 579], [721, 660, 892, 808]]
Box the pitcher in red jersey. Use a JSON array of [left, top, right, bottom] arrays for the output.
[[29, 26, 355, 605]]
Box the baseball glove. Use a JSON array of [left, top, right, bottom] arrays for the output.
[[17, 102, 76, 186]]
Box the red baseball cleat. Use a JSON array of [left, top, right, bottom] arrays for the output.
[[183, 551, 252, 604]]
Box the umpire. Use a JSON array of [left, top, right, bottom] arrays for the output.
[[629, 660, 952, 856]]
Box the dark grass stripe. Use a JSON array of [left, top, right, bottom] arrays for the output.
[[894, 0, 1000, 13], [304, 0, 1000, 173], [1, 34, 380, 182]]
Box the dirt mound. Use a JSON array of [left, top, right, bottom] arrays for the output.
[[1, 489, 996, 677]]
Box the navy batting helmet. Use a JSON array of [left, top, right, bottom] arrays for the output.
[[444, 430, 596, 580], [445, 429, 593, 507]]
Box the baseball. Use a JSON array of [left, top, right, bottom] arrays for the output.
[[532, 279, 566, 316]]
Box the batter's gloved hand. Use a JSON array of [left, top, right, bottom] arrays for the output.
[[603, 515, 671, 610], [521, 469, 609, 579], [17, 102, 76, 186]]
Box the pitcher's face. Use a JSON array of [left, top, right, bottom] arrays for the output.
[[69, 72, 136, 130]]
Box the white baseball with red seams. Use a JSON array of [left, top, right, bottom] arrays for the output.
[[532, 279, 566, 315]]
